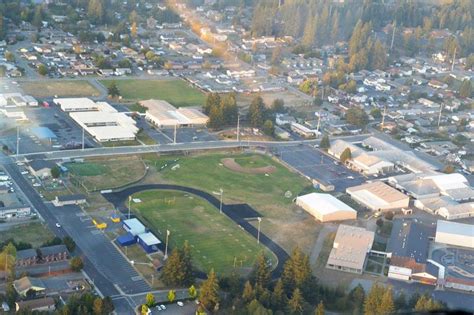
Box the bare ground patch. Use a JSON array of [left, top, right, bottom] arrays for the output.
[[221, 158, 276, 174]]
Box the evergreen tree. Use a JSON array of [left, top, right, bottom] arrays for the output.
[[92, 297, 103, 315], [315, 301, 324, 315], [208, 105, 224, 129], [340, 148, 352, 163], [281, 247, 311, 293], [242, 280, 255, 303], [168, 290, 176, 303], [199, 269, 220, 311], [262, 120, 274, 137], [320, 135, 330, 150], [251, 252, 271, 288], [364, 283, 385, 315], [88, 0, 104, 23], [271, 279, 287, 310], [380, 287, 395, 314], [108, 82, 120, 98], [349, 284, 365, 314], [204, 93, 221, 115], [181, 240, 194, 285], [287, 288, 304, 314], [247, 299, 272, 315], [160, 248, 185, 286], [220, 94, 238, 125], [459, 79, 472, 98], [188, 285, 198, 299], [248, 96, 266, 128]]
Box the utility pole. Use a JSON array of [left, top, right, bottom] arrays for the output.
[[381, 105, 387, 130], [173, 124, 177, 144], [219, 188, 223, 214], [451, 46, 456, 72], [257, 217, 262, 244], [390, 22, 396, 51], [16, 126, 20, 156], [82, 128, 85, 151], [316, 111, 321, 136], [236, 115, 240, 142], [437, 103, 444, 128], [164, 230, 170, 259], [128, 195, 132, 219]]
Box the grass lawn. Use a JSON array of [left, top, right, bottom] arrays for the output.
[[0, 221, 54, 248], [101, 140, 141, 147], [20, 80, 100, 98], [132, 190, 276, 275], [100, 79, 206, 107], [143, 153, 319, 253], [65, 157, 146, 191]]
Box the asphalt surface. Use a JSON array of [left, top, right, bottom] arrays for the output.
[[103, 184, 290, 278], [1, 158, 138, 314], [275, 144, 366, 192]]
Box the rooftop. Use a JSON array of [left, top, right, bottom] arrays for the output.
[[436, 220, 474, 239], [296, 193, 357, 215], [347, 181, 409, 206], [138, 232, 161, 245], [327, 225, 374, 270]]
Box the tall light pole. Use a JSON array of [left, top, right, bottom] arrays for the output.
[[173, 124, 177, 144], [257, 217, 262, 244], [16, 126, 20, 156], [219, 188, 223, 214], [82, 127, 85, 151], [164, 229, 170, 259], [128, 195, 132, 219], [236, 115, 240, 143]]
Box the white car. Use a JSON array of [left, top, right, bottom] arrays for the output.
[[155, 305, 162, 311], [160, 305, 166, 310], [55, 223, 61, 228], [177, 301, 184, 307], [347, 176, 354, 179]]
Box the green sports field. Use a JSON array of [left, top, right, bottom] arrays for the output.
[[132, 190, 275, 275], [100, 79, 206, 107]]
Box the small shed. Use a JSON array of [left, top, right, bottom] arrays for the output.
[[138, 232, 161, 253], [122, 218, 146, 236]]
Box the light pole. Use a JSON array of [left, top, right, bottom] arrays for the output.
[[16, 126, 20, 156], [257, 217, 262, 244], [219, 188, 223, 214], [164, 229, 170, 259], [128, 195, 132, 219]]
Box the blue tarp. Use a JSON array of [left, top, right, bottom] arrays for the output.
[[31, 127, 57, 140], [117, 232, 136, 246]]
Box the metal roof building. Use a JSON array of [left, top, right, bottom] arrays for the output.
[[346, 181, 410, 211], [138, 232, 161, 253], [435, 220, 474, 249], [295, 193, 357, 222], [123, 218, 146, 236], [142, 99, 208, 128], [326, 225, 374, 274]]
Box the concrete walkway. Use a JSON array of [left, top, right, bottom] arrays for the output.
[[309, 224, 337, 267]]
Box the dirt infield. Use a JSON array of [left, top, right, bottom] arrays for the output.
[[221, 158, 276, 174]]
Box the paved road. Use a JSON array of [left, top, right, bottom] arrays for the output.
[[103, 184, 290, 278], [1, 159, 138, 313]]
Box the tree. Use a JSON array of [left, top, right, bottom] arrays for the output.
[[131, 22, 137, 38], [108, 82, 120, 98], [146, 293, 155, 307], [442, 165, 455, 174], [207, 104, 224, 129], [272, 99, 285, 113], [168, 290, 176, 303], [271, 279, 287, 310], [93, 297, 103, 315], [161, 248, 185, 286], [340, 148, 352, 163], [242, 281, 255, 303], [459, 79, 472, 98], [287, 288, 304, 314], [140, 305, 149, 315], [70, 257, 84, 271], [188, 285, 197, 299], [248, 96, 266, 128], [102, 296, 114, 314], [262, 120, 274, 137], [51, 166, 61, 179], [379, 287, 395, 314], [247, 299, 273, 315], [204, 93, 220, 115], [181, 240, 194, 285], [315, 301, 324, 315], [199, 269, 220, 311], [32, 6, 43, 29], [349, 284, 365, 314], [364, 283, 394, 315], [320, 135, 330, 149], [5, 51, 14, 62], [88, 0, 104, 23], [414, 295, 443, 312], [370, 108, 382, 119], [63, 236, 76, 252], [281, 247, 311, 293], [345, 107, 369, 127], [220, 94, 238, 125], [38, 64, 48, 76]]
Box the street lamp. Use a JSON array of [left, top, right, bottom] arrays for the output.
[[164, 229, 170, 259], [128, 195, 132, 219], [257, 217, 262, 244], [219, 188, 223, 214]]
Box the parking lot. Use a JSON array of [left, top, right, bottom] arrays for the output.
[[274, 144, 366, 192], [0, 105, 97, 154], [47, 204, 150, 295]]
